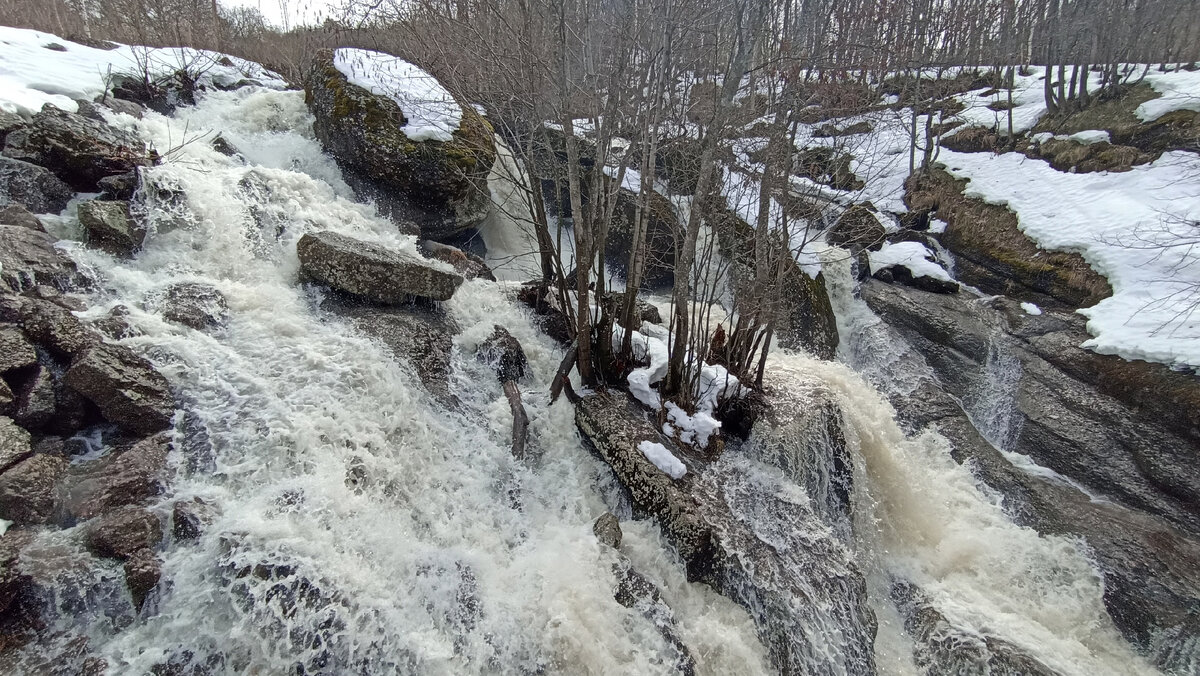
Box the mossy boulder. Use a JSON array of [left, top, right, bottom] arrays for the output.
[[304, 48, 496, 240], [1030, 138, 1150, 173], [905, 168, 1111, 308]]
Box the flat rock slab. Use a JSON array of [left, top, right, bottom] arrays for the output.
[[297, 230, 463, 302]]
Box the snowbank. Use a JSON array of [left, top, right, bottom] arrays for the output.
[[941, 148, 1200, 368], [0, 26, 286, 117], [332, 48, 461, 142], [1138, 67, 1200, 121]]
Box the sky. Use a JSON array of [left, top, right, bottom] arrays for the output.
[[219, 0, 343, 29]]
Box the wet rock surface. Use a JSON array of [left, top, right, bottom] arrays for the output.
[[0, 225, 82, 292], [298, 230, 464, 303], [0, 156, 73, 215], [0, 204, 43, 230], [304, 48, 496, 239], [83, 505, 163, 559], [2, 105, 154, 191], [61, 432, 171, 521], [157, 282, 228, 330], [418, 240, 495, 281], [862, 279, 1200, 534], [869, 283, 1200, 672], [77, 200, 144, 254], [65, 344, 175, 434], [575, 391, 877, 675], [0, 453, 68, 525]]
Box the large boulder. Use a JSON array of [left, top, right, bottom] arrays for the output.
[[297, 230, 463, 302], [0, 224, 82, 292], [77, 200, 145, 254], [2, 106, 155, 191], [0, 324, 38, 373], [61, 433, 171, 520], [64, 344, 175, 434], [0, 156, 73, 214], [575, 392, 877, 675], [827, 204, 886, 252], [0, 453, 67, 525], [2, 296, 99, 358], [304, 48, 496, 239], [83, 505, 162, 560]]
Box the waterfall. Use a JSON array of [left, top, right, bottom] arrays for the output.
[[41, 87, 768, 675]]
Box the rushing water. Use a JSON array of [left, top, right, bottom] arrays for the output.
[[45, 87, 768, 675], [28, 85, 1161, 675]]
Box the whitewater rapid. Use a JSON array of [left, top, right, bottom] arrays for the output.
[[53, 87, 768, 675], [38, 84, 1161, 676]]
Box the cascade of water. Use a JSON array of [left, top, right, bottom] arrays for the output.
[[43, 87, 768, 675]]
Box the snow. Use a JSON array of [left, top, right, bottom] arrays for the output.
[[0, 26, 287, 117], [332, 48, 461, 142], [868, 240, 954, 283], [1067, 130, 1110, 145], [1021, 302, 1043, 316], [941, 148, 1200, 368], [1138, 67, 1200, 121], [928, 218, 949, 234], [0, 517, 9, 536], [612, 323, 743, 449], [637, 440, 687, 479]]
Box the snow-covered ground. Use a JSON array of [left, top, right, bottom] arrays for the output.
[[940, 148, 1200, 368], [0, 26, 286, 117], [332, 47, 462, 142]]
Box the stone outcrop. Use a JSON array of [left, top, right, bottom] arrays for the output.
[[297, 230, 463, 302], [905, 168, 1111, 308], [862, 279, 1200, 673], [575, 391, 877, 675], [2, 106, 154, 191], [304, 49, 496, 239], [77, 200, 145, 254], [0, 225, 82, 292], [0, 156, 73, 214], [65, 344, 175, 434]]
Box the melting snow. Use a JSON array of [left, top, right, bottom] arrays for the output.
[[868, 240, 954, 283], [0, 26, 286, 117], [1138, 67, 1200, 121], [941, 148, 1200, 368], [637, 440, 687, 479], [333, 48, 461, 142], [1021, 302, 1043, 316]]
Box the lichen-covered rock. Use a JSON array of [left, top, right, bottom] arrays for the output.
[[77, 200, 145, 254], [0, 324, 38, 373], [304, 48, 496, 239], [0, 416, 32, 473], [418, 240, 495, 281], [828, 204, 886, 252], [0, 224, 81, 292], [593, 512, 622, 548], [2, 105, 154, 191], [0, 156, 73, 214], [3, 296, 99, 358], [83, 505, 162, 559], [158, 282, 228, 330], [61, 433, 170, 520], [0, 453, 67, 525], [65, 344, 174, 434], [297, 230, 463, 302], [0, 204, 43, 231]]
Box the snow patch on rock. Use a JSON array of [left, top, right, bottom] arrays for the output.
[[332, 48, 461, 142]]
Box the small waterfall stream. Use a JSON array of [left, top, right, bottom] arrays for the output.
[[19, 84, 1166, 676]]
